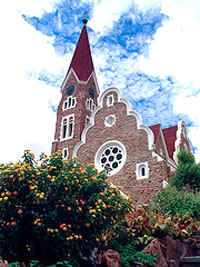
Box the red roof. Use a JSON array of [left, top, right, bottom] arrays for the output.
[[149, 124, 161, 143], [150, 124, 178, 160], [67, 24, 94, 81], [163, 126, 178, 159]]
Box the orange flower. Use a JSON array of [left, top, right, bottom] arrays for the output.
[[62, 227, 67, 231], [86, 223, 91, 228], [67, 207, 71, 211], [80, 199, 85, 205], [4, 196, 8, 201], [13, 191, 18, 196], [18, 209, 23, 214]]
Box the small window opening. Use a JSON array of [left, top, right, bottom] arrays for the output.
[[107, 95, 114, 107], [63, 148, 68, 160], [141, 167, 145, 177]]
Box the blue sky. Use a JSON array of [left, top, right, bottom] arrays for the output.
[[0, 0, 200, 163]]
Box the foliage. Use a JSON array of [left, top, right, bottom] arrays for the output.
[[8, 261, 73, 267], [0, 150, 131, 266], [125, 205, 199, 243], [105, 220, 157, 267], [151, 185, 200, 221], [171, 149, 200, 191]]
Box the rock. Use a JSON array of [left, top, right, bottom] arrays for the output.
[[142, 238, 168, 267], [101, 249, 121, 267]]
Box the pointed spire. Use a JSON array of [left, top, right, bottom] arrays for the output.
[[67, 19, 94, 81]]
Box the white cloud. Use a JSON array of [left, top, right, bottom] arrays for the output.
[[138, 0, 200, 87], [12, 0, 61, 17], [87, 0, 133, 34], [0, 1, 65, 163], [137, 0, 200, 161]]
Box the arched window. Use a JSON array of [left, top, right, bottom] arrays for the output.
[[63, 96, 76, 110], [136, 162, 149, 180], [86, 98, 95, 111], [61, 114, 74, 140], [63, 148, 68, 160]]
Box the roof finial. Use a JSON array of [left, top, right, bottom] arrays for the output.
[[82, 18, 88, 25]]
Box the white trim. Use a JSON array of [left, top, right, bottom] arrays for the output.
[[107, 94, 114, 107], [73, 87, 154, 156], [60, 114, 75, 141], [61, 68, 100, 95], [173, 121, 191, 162], [136, 162, 149, 180], [104, 115, 116, 127], [162, 180, 168, 188], [94, 140, 127, 176], [152, 151, 164, 162]]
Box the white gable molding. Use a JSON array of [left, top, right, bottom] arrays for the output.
[[73, 87, 154, 156], [61, 68, 100, 94], [173, 121, 182, 162], [173, 120, 191, 162]]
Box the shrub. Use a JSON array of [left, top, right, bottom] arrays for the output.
[[0, 150, 131, 266], [171, 150, 200, 191], [151, 185, 200, 220]]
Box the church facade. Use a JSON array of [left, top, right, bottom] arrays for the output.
[[52, 20, 190, 204]]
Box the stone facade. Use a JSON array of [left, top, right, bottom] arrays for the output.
[[51, 22, 191, 204]]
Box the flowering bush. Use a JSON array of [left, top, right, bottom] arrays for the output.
[[0, 150, 132, 266]]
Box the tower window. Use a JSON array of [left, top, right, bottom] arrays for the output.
[[136, 162, 149, 180], [107, 95, 114, 107], [63, 96, 76, 110], [63, 148, 69, 160], [61, 114, 74, 140], [86, 99, 95, 111]]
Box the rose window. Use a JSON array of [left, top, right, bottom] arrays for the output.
[[95, 141, 126, 175]]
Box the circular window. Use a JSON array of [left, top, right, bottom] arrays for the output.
[[95, 140, 127, 176], [104, 115, 116, 127]]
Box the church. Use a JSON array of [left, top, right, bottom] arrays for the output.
[[51, 19, 190, 204]]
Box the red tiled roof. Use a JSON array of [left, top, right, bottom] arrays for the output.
[[149, 124, 178, 160], [149, 124, 161, 143], [67, 24, 94, 81], [163, 126, 178, 159]]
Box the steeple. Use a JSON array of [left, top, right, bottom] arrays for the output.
[[52, 19, 99, 159], [66, 19, 94, 82]]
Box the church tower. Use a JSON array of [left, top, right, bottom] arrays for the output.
[[51, 19, 99, 159]]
